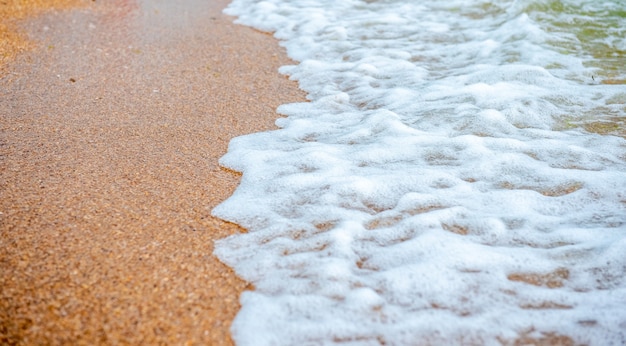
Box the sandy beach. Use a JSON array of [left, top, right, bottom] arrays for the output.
[[0, 0, 304, 344]]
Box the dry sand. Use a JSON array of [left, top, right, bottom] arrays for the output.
[[0, 0, 305, 344]]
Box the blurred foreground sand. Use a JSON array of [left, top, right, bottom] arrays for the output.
[[1, 0, 86, 72]]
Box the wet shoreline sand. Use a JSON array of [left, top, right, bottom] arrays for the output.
[[0, 0, 305, 344]]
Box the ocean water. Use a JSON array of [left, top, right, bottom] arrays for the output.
[[213, 0, 626, 344]]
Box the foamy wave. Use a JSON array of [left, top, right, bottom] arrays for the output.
[[214, 0, 626, 344]]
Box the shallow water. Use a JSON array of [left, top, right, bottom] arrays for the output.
[[214, 0, 626, 344]]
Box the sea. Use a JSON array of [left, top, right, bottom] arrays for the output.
[[212, 0, 626, 344]]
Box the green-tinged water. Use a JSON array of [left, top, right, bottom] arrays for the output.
[[522, 0, 626, 136], [449, 0, 625, 136], [526, 0, 626, 83]]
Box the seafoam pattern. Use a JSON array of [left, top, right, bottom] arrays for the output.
[[213, 0, 626, 344]]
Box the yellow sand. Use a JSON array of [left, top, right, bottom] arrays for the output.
[[0, 0, 305, 344]]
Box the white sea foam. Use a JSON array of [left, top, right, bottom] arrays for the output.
[[214, 0, 626, 344]]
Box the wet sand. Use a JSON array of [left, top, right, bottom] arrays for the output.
[[0, 0, 85, 74], [0, 0, 305, 344]]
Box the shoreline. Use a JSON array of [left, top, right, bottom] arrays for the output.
[[0, 0, 305, 344]]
